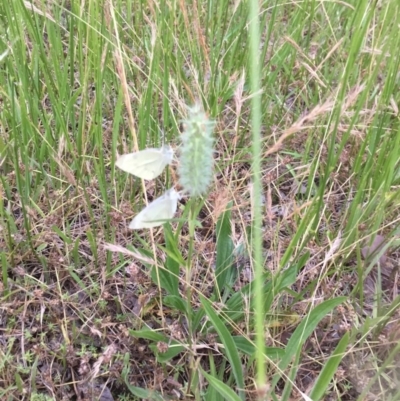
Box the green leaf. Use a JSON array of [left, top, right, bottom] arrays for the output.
[[122, 353, 164, 401], [149, 224, 182, 296], [192, 305, 206, 332], [224, 272, 270, 324], [125, 384, 164, 400], [51, 225, 72, 244], [130, 329, 185, 363], [129, 329, 167, 342], [202, 369, 243, 401], [200, 296, 245, 400], [149, 342, 185, 363], [261, 253, 308, 314], [205, 353, 226, 401], [15, 372, 24, 393], [164, 295, 188, 314], [223, 254, 307, 326], [215, 202, 235, 297], [309, 331, 350, 401], [273, 297, 347, 393], [233, 336, 284, 360], [163, 222, 186, 263]]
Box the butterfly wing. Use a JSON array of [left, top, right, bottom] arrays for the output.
[[116, 146, 173, 180], [129, 188, 179, 229]]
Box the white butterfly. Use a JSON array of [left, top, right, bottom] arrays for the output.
[[116, 145, 173, 180], [129, 188, 181, 229]]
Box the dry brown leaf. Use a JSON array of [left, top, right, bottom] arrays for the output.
[[103, 243, 155, 265], [361, 234, 387, 267]]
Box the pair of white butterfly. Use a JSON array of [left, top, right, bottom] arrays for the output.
[[116, 145, 180, 229]]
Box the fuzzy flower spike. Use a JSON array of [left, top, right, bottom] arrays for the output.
[[178, 104, 215, 197]]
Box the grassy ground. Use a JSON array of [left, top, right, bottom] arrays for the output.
[[1, 0, 400, 400]]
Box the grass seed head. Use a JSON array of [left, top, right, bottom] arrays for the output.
[[178, 104, 215, 197]]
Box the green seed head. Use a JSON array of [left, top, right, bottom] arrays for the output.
[[178, 104, 215, 197]]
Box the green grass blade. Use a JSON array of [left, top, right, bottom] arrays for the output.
[[130, 329, 185, 363], [272, 297, 347, 391], [309, 331, 350, 401], [232, 336, 284, 360], [121, 352, 164, 401], [200, 296, 245, 400], [204, 353, 226, 401], [215, 201, 234, 298], [149, 224, 181, 296], [202, 369, 243, 401]]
